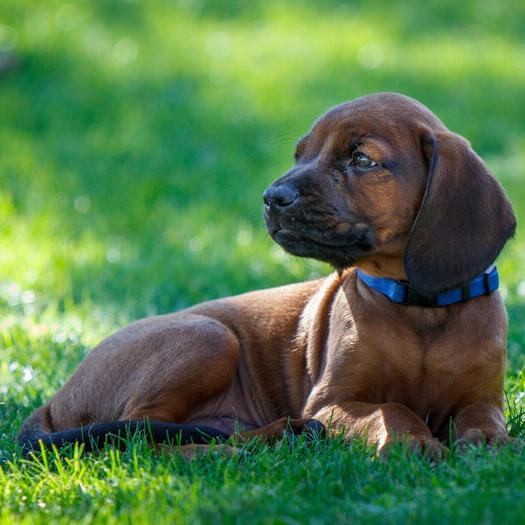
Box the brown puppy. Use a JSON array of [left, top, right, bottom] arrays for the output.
[[19, 93, 516, 456]]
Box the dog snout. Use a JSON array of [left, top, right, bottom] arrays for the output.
[[263, 184, 299, 211]]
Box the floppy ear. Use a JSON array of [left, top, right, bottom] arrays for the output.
[[404, 132, 516, 296]]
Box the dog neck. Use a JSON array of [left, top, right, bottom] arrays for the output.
[[355, 265, 499, 307]]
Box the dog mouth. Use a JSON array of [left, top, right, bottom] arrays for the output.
[[265, 213, 375, 268]]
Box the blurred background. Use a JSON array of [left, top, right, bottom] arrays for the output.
[[1, 0, 525, 412]]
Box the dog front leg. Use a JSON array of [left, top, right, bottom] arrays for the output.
[[451, 402, 513, 447], [308, 401, 446, 457]]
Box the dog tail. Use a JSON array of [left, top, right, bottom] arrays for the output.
[[18, 408, 229, 456]]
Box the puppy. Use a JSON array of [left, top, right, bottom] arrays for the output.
[[19, 93, 516, 456]]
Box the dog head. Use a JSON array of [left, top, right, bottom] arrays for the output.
[[263, 92, 515, 296]]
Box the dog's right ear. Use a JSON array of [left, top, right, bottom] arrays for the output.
[[404, 131, 516, 296]]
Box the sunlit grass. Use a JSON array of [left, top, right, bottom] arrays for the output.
[[2, 435, 525, 524]]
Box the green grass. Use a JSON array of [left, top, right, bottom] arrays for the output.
[[3, 436, 525, 524], [1, 0, 525, 523]]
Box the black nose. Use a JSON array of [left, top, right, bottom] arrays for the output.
[[263, 184, 299, 210]]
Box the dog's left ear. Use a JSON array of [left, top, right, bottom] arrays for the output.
[[404, 132, 516, 296]]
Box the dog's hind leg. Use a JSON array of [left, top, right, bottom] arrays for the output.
[[18, 313, 240, 450], [115, 315, 240, 423]]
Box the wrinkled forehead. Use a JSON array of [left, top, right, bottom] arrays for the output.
[[305, 93, 447, 151]]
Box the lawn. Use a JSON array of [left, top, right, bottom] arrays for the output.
[[1, 0, 525, 523]]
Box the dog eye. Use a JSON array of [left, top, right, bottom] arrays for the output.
[[352, 153, 378, 169]]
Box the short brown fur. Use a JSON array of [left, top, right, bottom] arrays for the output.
[[19, 93, 516, 456]]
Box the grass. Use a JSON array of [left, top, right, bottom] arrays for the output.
[[0, 0, 525, 523], [3, 437, 525, 524]]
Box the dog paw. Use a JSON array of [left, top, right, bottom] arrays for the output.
[[379, 435, 446, 460], [282, 418, 326, 444], [406, 435, 447, 460], [456, 429, 520, 450], [303, 419, 326, 439]]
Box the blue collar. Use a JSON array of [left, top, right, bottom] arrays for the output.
[[356, 265, 499, 307]]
